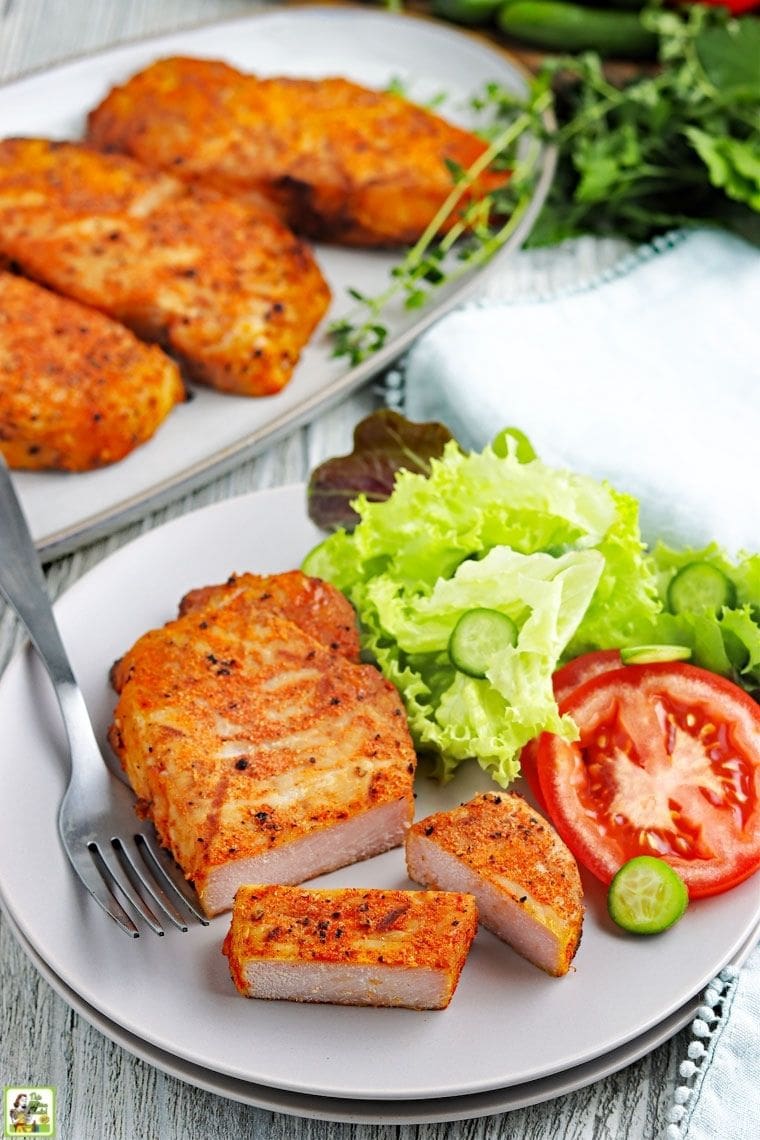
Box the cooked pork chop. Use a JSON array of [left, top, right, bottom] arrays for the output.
[[0, 138, 330, 396], [178, 570, 361, 663], [109, 572, 416, 916], [406, 792, 583, 977], [87, 56, 510, 248], [223, 884, 478, 1008], [0, 270, 184, 470]]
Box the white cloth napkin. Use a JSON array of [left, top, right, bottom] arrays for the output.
[[403, 229, 760, 554], [666, 945, 760, 1140], [399, 229, 760, 1140]]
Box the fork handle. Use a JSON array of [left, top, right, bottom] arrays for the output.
[[0, 456, 80, 695]]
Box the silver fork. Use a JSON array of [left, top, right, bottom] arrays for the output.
[[0, 457, 208, 937]]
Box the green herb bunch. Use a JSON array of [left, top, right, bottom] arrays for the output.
[[330, 4, 760, 363], [529, 4, 760, 246]]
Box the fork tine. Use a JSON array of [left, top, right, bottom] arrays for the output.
[[65, 844, 140, 938], [114, 836, 190, 932], [89, 842, 165, 936], [138, 833, 209, 926]]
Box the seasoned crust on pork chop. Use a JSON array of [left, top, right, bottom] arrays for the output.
[[406, 792, 583, 977], [223, 884, 478, 1008], [178, 570, 361, 662], [86, 56, 510, 248], [109, 574, 416, 916], [0, 270, 184, 470], [0, 138, 330, 396]]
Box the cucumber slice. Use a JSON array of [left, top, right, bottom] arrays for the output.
[[667, 561, 737, 617], [491, 426, 536, 463], [620, 644, 691, 665], [608, 856, 688, 935], [448, 608, 518, 678]]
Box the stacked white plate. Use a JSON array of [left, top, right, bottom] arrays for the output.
[[1, 487, 758, 1124]]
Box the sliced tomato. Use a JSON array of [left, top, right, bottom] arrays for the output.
[[551, 650, 624, 700], [536, 663, 760, 898], [520, 651, 622, 807]]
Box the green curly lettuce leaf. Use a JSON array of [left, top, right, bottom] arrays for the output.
[[642, 543, 760, 692], [303, 436, 661, 785]]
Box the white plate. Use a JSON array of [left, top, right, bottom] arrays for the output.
[[0, 5, 555, 561], [7, 903, 759, 1125], [1, 485, 759, 1103]]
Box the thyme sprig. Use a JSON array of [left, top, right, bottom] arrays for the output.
[[329, 84, 552, 366]]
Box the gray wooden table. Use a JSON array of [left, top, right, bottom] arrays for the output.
[[0, 2, 696, 1136]]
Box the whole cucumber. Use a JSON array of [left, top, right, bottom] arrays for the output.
[[497, 1, 658, 57], [575, 0, 647, 9], [574, 0, 646, 10], [431, 0, 505, 24]]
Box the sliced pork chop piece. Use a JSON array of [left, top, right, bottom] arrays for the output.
[[223, 884, 478, 1008], [0, 270, 184, 470], [406, 792, 584, 977], [109, 576, 416, 916], [178, 570, 361, 663], [86, 56, 510, 248], [0, 138, 330, 396]]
